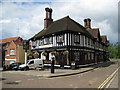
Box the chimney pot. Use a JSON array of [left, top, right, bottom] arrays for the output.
[[44, 7, 53, 29], [49, 8, 52, 13], [45, 7, 49, 12], [84, 18, 91, 29]]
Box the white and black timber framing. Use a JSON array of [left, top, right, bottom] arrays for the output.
[[29, 7, 109, 67]]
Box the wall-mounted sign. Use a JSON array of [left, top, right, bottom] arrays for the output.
[[39, 44, 52, 48]]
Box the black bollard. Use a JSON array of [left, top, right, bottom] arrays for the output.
[[51, 60, 54, 73]]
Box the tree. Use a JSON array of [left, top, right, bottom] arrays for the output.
[[108, 42, 120, 59]]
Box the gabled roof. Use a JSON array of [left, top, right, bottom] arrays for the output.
[[101, 35, 107, 43], [31, 16, 94, 40], [0, 37, 22, 44], [87, 28, 100, 39], [14, 41, 23, 46]]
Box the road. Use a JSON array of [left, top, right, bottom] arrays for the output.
[[1, 59, 119, 89], [106, 72, 118, 88]]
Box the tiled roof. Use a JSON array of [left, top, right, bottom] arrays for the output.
[[14, 41, 23, 46], [87, 28, 100, 39], [30, 16, 94, 40], [0, 37, 22, 44], [101, 35, 107, 43]]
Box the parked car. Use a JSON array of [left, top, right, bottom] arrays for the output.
[[19, 59, 44, 71], [12, 63, 22, 70], [3, 63, 22, 71]]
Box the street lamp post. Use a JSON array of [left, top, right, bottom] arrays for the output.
[[23, 40, 29, 65]]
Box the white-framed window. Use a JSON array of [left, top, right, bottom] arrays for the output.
[[37, 40, 39, 47], [74, 34, 80, 43], [44, 38, 49, 44], [44, 37, 53, 44], [32, 41, 37, 47], [49, 37, 53, 44], [85, 37, 87, 45], [10, 49, 15, 55], [39, 39, 44, 45], [88, 38, 90, 45], [57, 35, 64, 43]]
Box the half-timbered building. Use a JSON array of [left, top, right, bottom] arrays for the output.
[[30, 7, 109, 67]]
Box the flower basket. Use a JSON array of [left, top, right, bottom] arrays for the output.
[[33, 52, 39, 58], [42, 51, 47, 56], [63, 51, 69, 56]]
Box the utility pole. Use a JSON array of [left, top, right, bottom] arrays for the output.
[[23, 40, 29, 65]]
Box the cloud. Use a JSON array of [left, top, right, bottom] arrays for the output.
[[0, 0, 119, 43], [51, 0, 119, 43], [0, 20, 11, 23]]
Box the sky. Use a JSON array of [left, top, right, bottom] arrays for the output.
[[0, 0, 119, 43]]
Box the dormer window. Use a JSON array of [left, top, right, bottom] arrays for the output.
[[74, 35, 80, 43], [57, 35, 64, 43]]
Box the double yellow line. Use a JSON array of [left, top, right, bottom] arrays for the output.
[[98, 67, 119, 90]]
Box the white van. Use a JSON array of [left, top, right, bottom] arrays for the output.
[[19, 59, 43, 70]]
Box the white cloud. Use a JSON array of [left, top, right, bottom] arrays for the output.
[[0, 0, 119, 43], [0, 20, 11, 23]]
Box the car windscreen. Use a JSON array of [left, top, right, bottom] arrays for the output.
[[28, 61, 34, 64]]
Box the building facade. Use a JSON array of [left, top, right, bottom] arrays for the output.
[[0, 37, 24, 65], [5, 41, 25, 65], [30, 8, 109, 67]]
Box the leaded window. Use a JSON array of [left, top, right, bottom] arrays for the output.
[[32, 41, 37, 47], [57, 35, 64, 43], [74, 35, 80, 43], [49, 37, 53, 44], [44, 38, 49, 44], [39, 39, 44, 45], [85, 37, 87, 45]]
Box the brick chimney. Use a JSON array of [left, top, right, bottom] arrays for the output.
[[84, 18, 91, 29], [44, 7, 53, 29]]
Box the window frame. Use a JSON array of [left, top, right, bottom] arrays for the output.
[[74, 34, 80, 43], [57, 35, 64, 43], [10, 49, 15, 55]]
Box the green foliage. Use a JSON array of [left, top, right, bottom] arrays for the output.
[[108, 42, 120, 59], [63, 51, 69, 55], [42, 51, 47, 56]]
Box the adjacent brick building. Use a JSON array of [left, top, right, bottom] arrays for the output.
[[0, 37, 25, 66]]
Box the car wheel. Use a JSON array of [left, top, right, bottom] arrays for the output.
[[24, 67, 29, 71], [21, 69, 24, 71]]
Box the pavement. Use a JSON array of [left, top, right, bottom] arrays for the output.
[[2, 61, 111, 78]]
